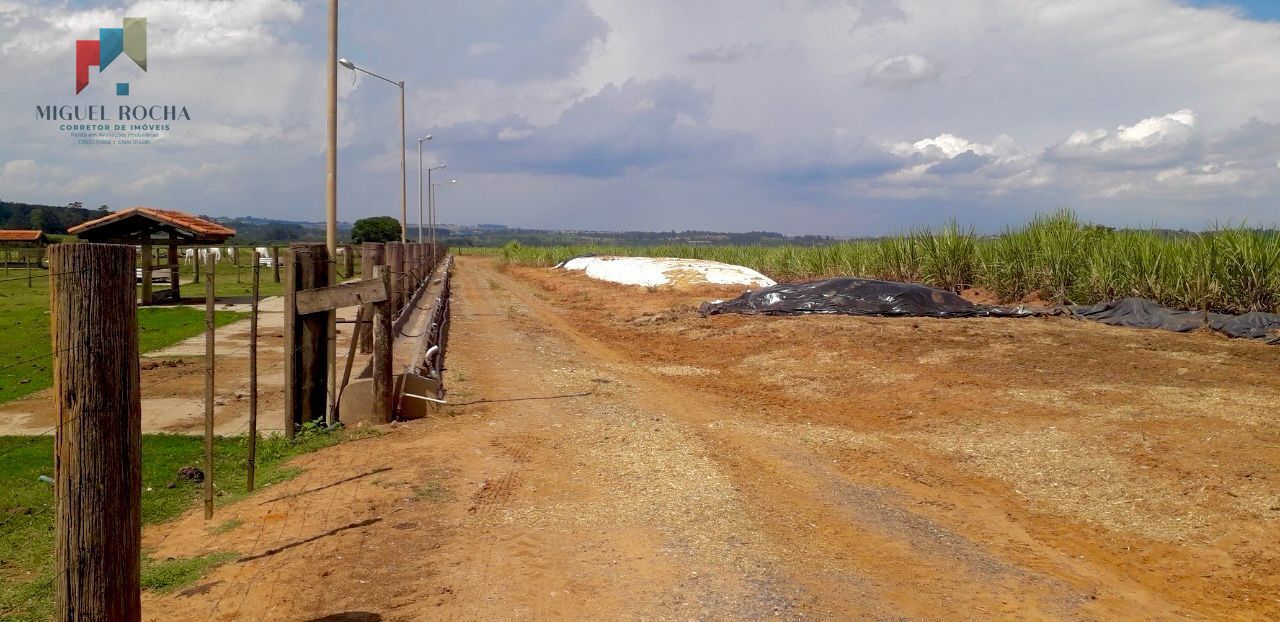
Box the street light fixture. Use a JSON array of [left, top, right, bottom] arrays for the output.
[[416, 136, 433, 243], [338, 57, 408, 243]]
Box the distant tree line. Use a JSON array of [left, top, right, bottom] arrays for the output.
[[444, 227, 837, 248], [0, 201, 106, 233]]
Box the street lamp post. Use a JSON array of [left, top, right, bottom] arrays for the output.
[[338, 57, 408, 243], [416, 136, 433, 243], [431, 178, 457, 262], [426, 164, 446, 263]]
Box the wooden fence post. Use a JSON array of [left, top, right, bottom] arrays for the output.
[[204, 253, 215, 520], [50, 243, 141, 621], [372, 265, 393, 423], [25, 251, 32, 287], [271, 246, 281, 283], [359, 243, 384, 354], [387, 242, 405, 317], [284, 243, 330, 436], [248, 261, 259, 491], [345, 244, 355, 278], [234, 246, 241, 284]]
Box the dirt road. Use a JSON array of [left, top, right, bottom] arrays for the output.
[[143, 256, 1280, 620]]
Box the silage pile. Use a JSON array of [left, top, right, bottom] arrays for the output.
[[557, 255, 776, 288]]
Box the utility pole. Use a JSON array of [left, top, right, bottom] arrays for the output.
[[399, 82, 407, 244], [325, 0, 339, 424]]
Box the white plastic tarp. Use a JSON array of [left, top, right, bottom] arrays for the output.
[[558, 255, 776, 288]]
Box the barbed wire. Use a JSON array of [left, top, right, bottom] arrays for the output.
[[0, 267, 91, 285]]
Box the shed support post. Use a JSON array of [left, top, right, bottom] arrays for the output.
[[168, 241, 179, 300], [139, 243, 152, 306]]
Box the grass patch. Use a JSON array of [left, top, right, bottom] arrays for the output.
[[0, 274, 246, 404], [0, 426, 376, 620], [208, 518, 243, 535], [414, 481, 452, 503], [140, 551, 238, 594]]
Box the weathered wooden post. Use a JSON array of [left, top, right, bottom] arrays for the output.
[[283, 243, 330, 438], [203, 252, 215, 520], [344, 244, 355, 278], [248, 261, 259, 491], [50, 243, 141, 621], [139, 243, 152, 305], [372, 265, 393, 423], [25, 251, 32, 287], [404, 244, 415, 293], [416, 243, 426, 287], [167, 242, 179, 299], [387, 241, 405, 317], [233, 245, 241, 283], [271, 246, 281, 283], [359, 243, 384, 354]]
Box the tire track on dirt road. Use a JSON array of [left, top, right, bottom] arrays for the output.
[[463, 257, 1191, 620], [426, 260, 811, 620]]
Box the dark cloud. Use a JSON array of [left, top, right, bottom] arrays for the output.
[[431, 78, 749, 178], [685, 42, 765, 64], [342, 0, 608, 86], [926, 150, 994, 175]]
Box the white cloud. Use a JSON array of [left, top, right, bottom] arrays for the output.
[[866, 54, 941, 89], [2, 0, 1280, 233], [1052, 109, 1198, 164], [890, 133, 995, 159]]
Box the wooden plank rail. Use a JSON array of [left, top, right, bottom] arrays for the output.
[[294, 277, 388, 315]]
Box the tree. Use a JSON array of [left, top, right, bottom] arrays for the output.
[[98, 204, 110, 212], [67, 201, 83, 210], [351, 216, 402, 243]]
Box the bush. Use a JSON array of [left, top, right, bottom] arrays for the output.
[[351, 216, 402, 243]]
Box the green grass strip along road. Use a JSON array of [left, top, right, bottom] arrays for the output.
[[0, 427, 376, 621]]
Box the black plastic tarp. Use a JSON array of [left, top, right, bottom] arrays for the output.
[[698, 277, 1037, 318], [1063, 298, 1280, 343], [699, 277, 1280, 343]]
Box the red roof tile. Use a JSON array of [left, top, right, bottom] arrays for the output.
[[68, 207, 236, 240], [0, 230, 45, 242]]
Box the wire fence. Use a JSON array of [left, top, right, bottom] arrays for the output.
[[0, 247, 452, 619]]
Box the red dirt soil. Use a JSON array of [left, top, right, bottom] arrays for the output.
[[140, 256, 1280, 620]]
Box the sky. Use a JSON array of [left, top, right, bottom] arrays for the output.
[[1, 0, 1278, 235]]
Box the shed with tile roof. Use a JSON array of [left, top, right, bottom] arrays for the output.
[[68, 207, 236, 304], [0, 229, 49, 269]]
